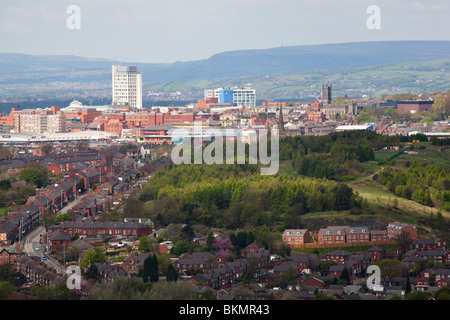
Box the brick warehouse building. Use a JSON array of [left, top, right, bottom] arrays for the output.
[[396, 100, 434, 114]]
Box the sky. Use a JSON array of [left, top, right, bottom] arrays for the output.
[[1, 0, 449, 64]]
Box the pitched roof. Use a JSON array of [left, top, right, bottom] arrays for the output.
[[387, 221, 415, 230], [412, 238, 443, 245], [67, 238, 92, 250], [344, 226, 369, 234], [326, 249, 350, 256], [367, 245, 386, 252], [246, 241, 265, 249], [49, 230, 72, 241], [53, 220, 147, 230], [282, 229, 309, 236], [329, 265, 345, 272], [319, 226, 349, 235]]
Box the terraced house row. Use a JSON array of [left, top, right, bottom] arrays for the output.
[[0, 146, 157, 247], [283, 222, 418, 248], [49, 220, 151, 239]]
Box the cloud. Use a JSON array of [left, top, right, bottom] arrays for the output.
[[1, 21, 29, 34]]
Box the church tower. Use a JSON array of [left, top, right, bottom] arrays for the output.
[[322, 83, 332, 105]]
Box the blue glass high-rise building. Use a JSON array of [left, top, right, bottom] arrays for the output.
[[219, 89, 234, 104]]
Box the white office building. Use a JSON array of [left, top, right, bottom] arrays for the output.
[[233, 87, 256, 107], [112, 64, 143, 109], [204, 87, 256, 107]]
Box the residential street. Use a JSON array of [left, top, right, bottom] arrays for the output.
[[22, 225, 66, 274]]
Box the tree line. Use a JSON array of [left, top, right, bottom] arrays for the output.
[[134, 163, 364, 231], [375, 160, 450, 211], [280, 131, 403, 180]]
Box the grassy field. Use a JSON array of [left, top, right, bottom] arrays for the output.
[[278, 160, 302, 177], [392, 141, 450, 166], [348, 177, 447, 220], [347, 146, 450, 237], [350, 143, 450, 217]]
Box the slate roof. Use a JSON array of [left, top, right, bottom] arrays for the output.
[[367, 245, 386, 252], [49, 230, 72, 241], [67, 238, 93, 251], [282, 229, 309, 237], [326, 249, 351, 257], [52, 220, 147, 230], [319, 226, 349, 235], [412, 238, 443, 245]]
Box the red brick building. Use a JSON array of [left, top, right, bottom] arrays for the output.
[[415, 268, 450, 290], [50, 220, 151, 239], [411, 238, 446, 251], [317, 226, 348, 245], [370, 230, 388, 242], [174, 252, 223, 274], [49, 230, 72, 250], [397, 100, 434, 114], [290, 254, 315, 273], [122, 253, 150, 274], [48, 155, 103, 175], [303, 276, 328, 289], [306, 109, 326, 122], [282, 229, 311, 247], [137, 124, 175, 144], [0, 245, 24, 265], [343, 227, 370, 244], [325, 249, 351, 264], [367, 246, 386, 262], [387, 221, 418, 240], [64, 108, 103, 124]]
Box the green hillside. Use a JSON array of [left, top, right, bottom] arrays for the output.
[[2, 41, 450, 100], [146, 57, 450, 100]]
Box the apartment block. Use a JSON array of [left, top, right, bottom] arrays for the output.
[[46, 112, 66, 133], [204, 87, 256, 107], [233, 87, 256, 107], [112, 64, 143, 109], [15, 110, 66, 134]]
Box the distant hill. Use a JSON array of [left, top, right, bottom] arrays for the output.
[[1, 40, 450, 110], [2, 41, 450, 85], [171, 40, 450, 80], [145, 56, 450, 101]]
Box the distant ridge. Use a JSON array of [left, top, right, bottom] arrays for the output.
[[1, 40, 450, 84]]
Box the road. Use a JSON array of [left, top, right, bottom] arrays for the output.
[[58, 192, 88, 216], [22, 226, 66, 274], [20, 192, 92, 274]]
